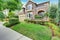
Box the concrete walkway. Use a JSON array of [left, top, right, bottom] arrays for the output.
[[0, 22, 32, 40]]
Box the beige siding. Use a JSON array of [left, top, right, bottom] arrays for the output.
[[19, 14, 26, 22]]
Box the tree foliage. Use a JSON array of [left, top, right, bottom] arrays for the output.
[[0, 0, 22, 11], [0, 11, 5, 21], [58, 3, 60, 22], [8, 12, 15, 18], [0, 0, 4, 11], [49, 5, 58, 19]]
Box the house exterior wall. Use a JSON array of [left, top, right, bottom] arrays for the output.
[[25, 1, 49, 15], [19, 14, 26, 22], [36, 2, 49, 14], [25, 1, 36, 19], [26, 1, 34, 13], [32, 3, 37, 15], [3, 9, 9, 16]]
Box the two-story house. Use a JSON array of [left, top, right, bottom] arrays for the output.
[[19, 0, 49, 22]]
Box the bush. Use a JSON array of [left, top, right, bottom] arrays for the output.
[[3, 22, 11, 27], [9, 18, 19, 24], [14, 16, 19, 18], [8, 12, 15, 18], [44, 22, 60, 36], [4, 18, 20, 27], [0, 11, 5, 21], [24, 19, 48, 25], [35, 15, 42, 19]]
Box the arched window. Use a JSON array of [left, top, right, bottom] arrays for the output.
[[38, 10, 44, 17]]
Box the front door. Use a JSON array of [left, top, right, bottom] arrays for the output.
[[27, 12, 34, 19]]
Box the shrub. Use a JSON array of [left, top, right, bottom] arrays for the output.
[[8, 12, 15, 18], [35, 15, 43, 19], [14, 16, 19, 18], [9, 18, 19, 24], [24, 19, 48, 25], [3, 22, 11, 27], [4, 18, 20, 27], [24, 19, 29, 22], [44, 22, 60, 36], [0, 11, 5, 21]]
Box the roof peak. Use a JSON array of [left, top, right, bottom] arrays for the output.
[[28, 0, 32, 1]]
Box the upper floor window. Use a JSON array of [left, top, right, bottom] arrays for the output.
[[27, 4, 32, 10]]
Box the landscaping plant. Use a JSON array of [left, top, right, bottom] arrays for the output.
[[4, 18, 20, 27]]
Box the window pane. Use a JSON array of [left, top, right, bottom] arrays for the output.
[[27, 4, 32, 10]]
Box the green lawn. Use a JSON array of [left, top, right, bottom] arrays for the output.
[[51, 36, 60, 40], [11, 22, 52, 40]]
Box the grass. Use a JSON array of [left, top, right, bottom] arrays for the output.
[[51, 36, 60, 40], [11, 22, 52, 40]]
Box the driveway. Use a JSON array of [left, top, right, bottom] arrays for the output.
[[0, 22, 32, 40]]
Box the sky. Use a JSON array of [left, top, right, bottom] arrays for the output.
[[50, 0, 58, 4], [21, 0, 58, 4]]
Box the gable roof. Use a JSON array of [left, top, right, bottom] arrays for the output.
[[27, 0, 49, 5], [25, 0, 37, 6], [37, 1, 49, 5], [37, 1, 49, 6], [23, 0, 49, 8]]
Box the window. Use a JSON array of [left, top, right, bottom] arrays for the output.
[[29, 12, 33, 18], [27, 12, 33, 19], [39, 12, 44, 16], [27, 4, 32, 10], [38, 11, 45, 17]]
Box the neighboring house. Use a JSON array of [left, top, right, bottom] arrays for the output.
[[19, 0, 49, 22], [3, 9, 9, 16], [3, 9, 20, 17]]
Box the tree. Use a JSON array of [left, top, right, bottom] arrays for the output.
[[57, 8, 60, 25], [0, 0, 22, 11], [8, 12, 15, 18], [0, 0, 4, 11], [58, 0, 60, 23], [0, 11, 5, 21], [49, 5, 58, 24], [49, 5, 58, 19], [6, 0, 22, 12]]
